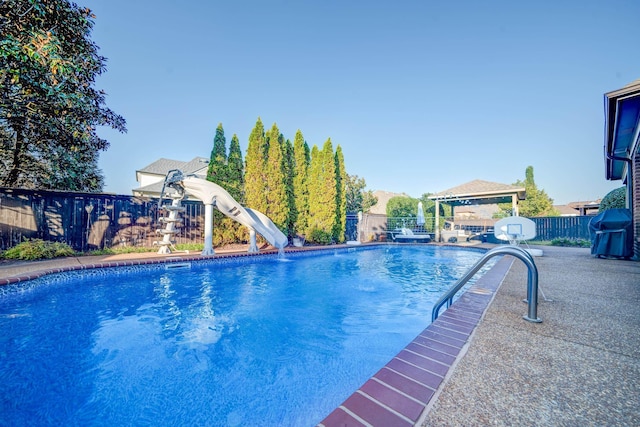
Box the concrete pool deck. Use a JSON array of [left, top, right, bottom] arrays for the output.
[[1, 244, 638, 425], [421, 245, 640, 426]]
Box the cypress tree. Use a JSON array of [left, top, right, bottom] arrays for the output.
[[207, 123, 227, 183], [307, 145, 322, 238], [227, 134, 246, 242], [227, 134, 244, 203], [334, 145, 347, 243], [205, 124, 235, 245], [284, 138, 296, 238], [307, 139, 337, 243], [321, 139, 338, 237], [244, 117, 268, 214], [264, 123, 289, 232], [292, 130, 310, 237]]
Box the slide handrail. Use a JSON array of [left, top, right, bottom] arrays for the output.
[[431, 245, 541, 323]]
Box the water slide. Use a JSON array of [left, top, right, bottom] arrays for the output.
[[179, 176, 288, 254]]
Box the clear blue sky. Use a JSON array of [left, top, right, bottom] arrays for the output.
[[84, 0, 639, 205]]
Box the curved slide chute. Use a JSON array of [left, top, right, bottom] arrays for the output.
[[179, 176, 288, 255]]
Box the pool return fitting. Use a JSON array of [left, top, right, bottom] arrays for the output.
[[432, 245, 543, 323]]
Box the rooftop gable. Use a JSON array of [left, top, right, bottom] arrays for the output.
[[430, 179, 525, 199], [136, 157, 210, 178], [137, 158, 187, 176]]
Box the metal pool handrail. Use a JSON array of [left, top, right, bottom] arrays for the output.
[[431, 245, 542, 323]]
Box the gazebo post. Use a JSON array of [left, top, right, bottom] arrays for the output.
[[435, 199, 440, 242]]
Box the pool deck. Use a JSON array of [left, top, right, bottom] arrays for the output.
[[1, 244, 639, 425]]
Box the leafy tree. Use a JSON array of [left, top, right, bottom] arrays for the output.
[[0, 0, 126, 191], [292, 130, 310, 236], [517, 166, 557, 217], [334, 145, 347, 243], [263, 123, 289, 232], [244, 117, 267, 214], [387, 196, 418, 218], [346, 174, 377, 213], [599, 187, 626, 211], [496, 166, 557, 217], [419, 193, 447, 218]]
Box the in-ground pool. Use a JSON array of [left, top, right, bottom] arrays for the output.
[[0, 245, 493, 426]]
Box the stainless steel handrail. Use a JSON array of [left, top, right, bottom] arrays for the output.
[[431, 245, 542, 323]]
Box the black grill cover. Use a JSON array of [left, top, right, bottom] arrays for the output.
[[588, 208, 633, 258]]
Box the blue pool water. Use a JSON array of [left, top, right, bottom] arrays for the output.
[[0, 246, 491, 426]]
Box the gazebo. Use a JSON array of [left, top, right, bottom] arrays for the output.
[[428, 180, 526, 241]]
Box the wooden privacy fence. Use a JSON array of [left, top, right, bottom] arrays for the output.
[[0, 187, 595, 251], [0, 187, 207, 251], [529, 216, 592, 241]]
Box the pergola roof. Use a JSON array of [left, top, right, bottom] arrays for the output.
[[428, 179, 526, 206], [604, 78, 640, 181]]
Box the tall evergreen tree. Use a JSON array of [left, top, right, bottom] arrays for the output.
[[244, 118, 268, 214], [227, 134, 244, 203], [321, 139, 338, 236], [334, 145, 347, 243], [283, 138, 296, 238], [205, 124, 234, 245], [307, 139, 337, 243], [292, 130, 310, 236], [206, 123, 227, 183], [307, 145, 323, 238], [263, 123, 289, 232]]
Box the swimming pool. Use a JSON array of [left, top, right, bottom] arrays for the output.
[[0, 245, 493, 426]]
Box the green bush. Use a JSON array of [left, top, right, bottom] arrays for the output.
[[550, 238, 591, 248], [2, 239, 75, 260], [599, 187, 626, 211], [307, 228, 333, 245]]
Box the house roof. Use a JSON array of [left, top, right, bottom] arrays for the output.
[[553, 205, 580, 216], [136, 157, 209, 178], [567, 200, 601, 210], [428, 180, 526, 205], [132, 180, 174, 196], [134, 157, 210, 196], [604, 78, 640, 181]]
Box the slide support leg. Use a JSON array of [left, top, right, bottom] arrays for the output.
[[248, 228, 259, 253], [201, 203, 215, 256]]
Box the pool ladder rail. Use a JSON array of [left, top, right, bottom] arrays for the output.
[[432, 245, 542, 323]]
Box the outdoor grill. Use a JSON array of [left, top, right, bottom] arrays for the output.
[[588, 208, 633, 258]]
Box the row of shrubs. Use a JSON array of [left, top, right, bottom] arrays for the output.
[[0, 239, 205, 261]]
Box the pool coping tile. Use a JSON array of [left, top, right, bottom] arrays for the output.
[[318, 254, 513, 427]]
